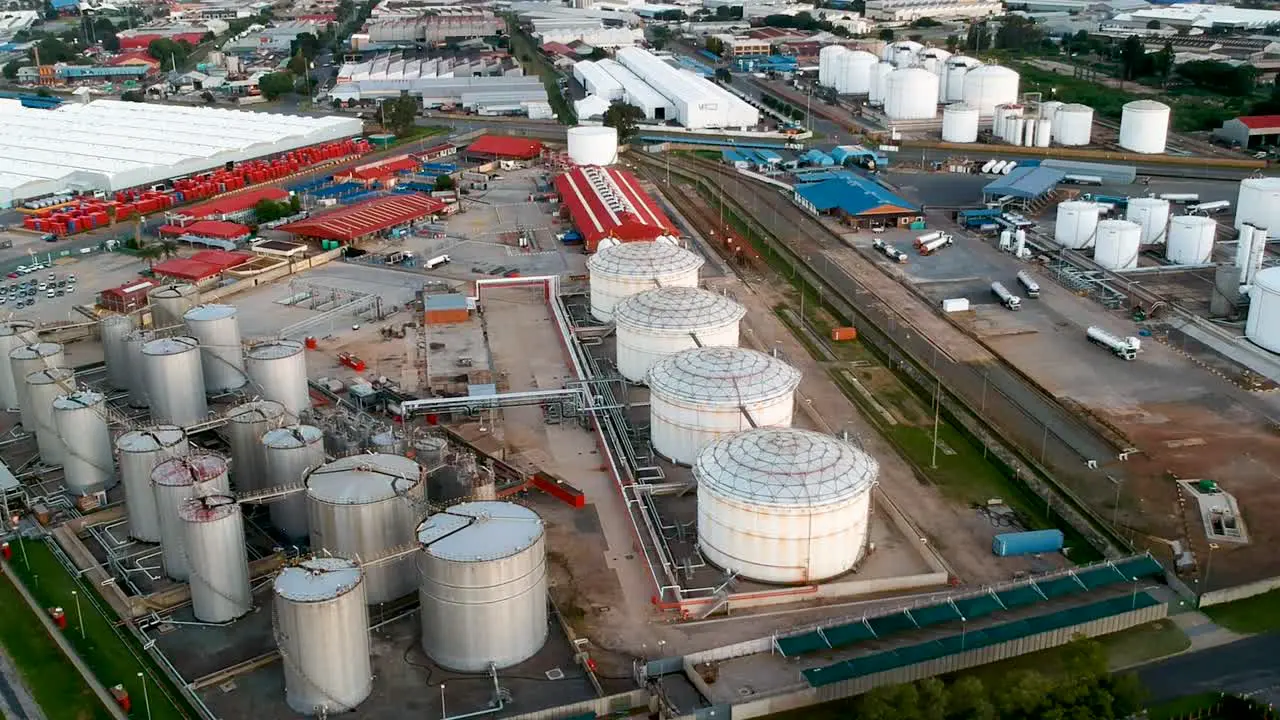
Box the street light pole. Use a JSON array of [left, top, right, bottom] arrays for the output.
[[1131, 577, 1139, 609], [960, 615, 967, 651], [72, 590, 84, 639], [137, 672, 151, 720]]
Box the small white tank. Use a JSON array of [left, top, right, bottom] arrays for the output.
[[1093, 219, 1142, 270], [1166, 215, 1217, 265]]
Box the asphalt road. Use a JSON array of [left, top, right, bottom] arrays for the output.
[[1138, 633, 1280, 706]]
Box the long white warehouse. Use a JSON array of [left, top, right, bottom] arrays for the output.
[[615, 48, 759, 129]]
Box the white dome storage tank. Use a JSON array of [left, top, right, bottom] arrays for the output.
[[183, 304, 247, 392], [1119, 100, 1170, 154], [566, 125, 619, 166], [117, 425, 189, 542], [305, 454, 425, 604], [884, 68, 939, 120], [962, 65, 1019, 115], [263, 424, 325, 540], [143, 336, 207, 426], [1054, 103, 1093, 146], [842, 50, 877, 94], [245, 340, 311, 415], [614, 287, 745, 384], [180, 494, 251, 623], [226, 400, 288, 493], [147, 283, 200, 327], [648, 347, 802, 465], [943, 56, 981, 103], [695, 428, 878, 584], [1236, 176, 1280, 239], [886, 40, 923, 67], [1126, 196, 1172, 245], [868, 61, 894, 105], [942, 103, 979, 143], [10, 342, 64, 428], [274, 557, 372, 716], [99, 315, 134, 391], [586, 241, 704, 322], [1166, 215, 1217, 265], [26, 367, 75, 465], [152, 453, 230, 582], [416, 501, 548, 671], [1038, 99, 1063, 122], [0, 322, 37, 410], [53, 391, 116, 496], [1093, 219, 1142, 270], [1054, 200, 1102, 249]]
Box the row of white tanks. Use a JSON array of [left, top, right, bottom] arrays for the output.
[[1053, 198, 1218, 268]]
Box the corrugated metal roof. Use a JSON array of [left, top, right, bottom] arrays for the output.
[[554, 165, 678, 251], [278, 194, 448, 241], [983, 166, 1067, 200], [795, 174, 918, 216], [1236, 114, 1280, 130], [466, 135, 544, 159]]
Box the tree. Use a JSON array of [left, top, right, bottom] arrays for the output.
[[101, 32, 120, 52], [650, 25, 672, 50], [159, 241, 180, 260], [1177, 60, 1256, 96], [945, 34, 960, 52], [383, 92, 419, 137], [603, 101, 644, 144], [994, 15, 1044, 52], [30, 37, 77, 64], [147, 38, 192, 68], [289, 194, 302, 213], [966, 22, 990, 52], [878, 28, 895, 41], [257, 72, 294, 100], [1119, 34, 1147, 80], [946, 677, 995, 720], [434, 174, 455, 191], [1151, 40, 1174, 85], [290, 31, 321, 60], [288, 51, 309, 76], [254, 199, 294, 222], [910, 16, 941, 27], [2, 60, 19, 80], [714, 67, 732, 83], [201, 90, 216, 103], [1146, 19, 1161, 29], [137, 244, 164, 270], [705, 36, 723, 55], [121, 89, 145, 102]]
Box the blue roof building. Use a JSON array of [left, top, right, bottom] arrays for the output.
[[983, 166, 1067, 206], [793, 173, 920, 225], [802, 149, 834, 167]]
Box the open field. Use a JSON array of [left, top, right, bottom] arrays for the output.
[[1200, 589, 1280, 634]]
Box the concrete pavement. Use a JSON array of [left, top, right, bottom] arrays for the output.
[[1138, 632, 1280, 706]]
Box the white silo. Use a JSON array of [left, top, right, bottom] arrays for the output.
[[416, 501, 548, 671], [147, 283, 200, 327], [695, 428, 878, 584], [842, 50, 877, 94], [1119, 100, 1170, 154], [962, 65, 1019, 115], [1166, 216, 1217, 265], [1038, 99, 1063, 122], [613, 287, 746, 384], [122, 331, 152, 408], [943, 56, 981, 103], [992, 103, 1022, 139], [1248, 267, 1280, 353], [180, 494, 251, 622], [1035, 118, 1052, 147], [1023, 118, 1037, 147], [305, 454, 424, 604], [818, 45, 844, 88], [274, 557, 372, 716], [183, 304, 247, 393], [1054, 103, 1093, 146], [586, 241, 704, 322], [886, 40, 923, 67], [143, 336, 208, 426], [1126, 197, 1172, 245], [53, 391, 115, 496], [10, 342, 64, 429], [566, 126, 619, 166], [1009, 118, 1025, 146], [26, 367, 75, 465], [225, 400, 288, 493], [1236, 176, 1280, 239], [1093, 219, 1142, 270], [941, 103, 979, 143], [0, 321, 37, 409], [868, 61, 894, 106], [1054, 200, 1102, 249], [152, 453, 230, 581], [99, 315, 135, 391], [648, 347, 802, 465], [884, 68, 939, 120], [117, 425, 189, 542], [245, 340, 311, 415], [263, 424, 325, 540]]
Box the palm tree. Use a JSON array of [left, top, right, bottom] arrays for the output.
[[160, 240, 180, 260], [137, 244, 164, 270]]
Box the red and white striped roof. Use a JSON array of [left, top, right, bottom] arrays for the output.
[[553, 165, 678, 252]]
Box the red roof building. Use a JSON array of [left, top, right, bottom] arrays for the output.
[[553, 166, 678, 252], [277, 194, 450, 242], [541, 42, 575, 57], [336, 155, 419, 183], [107, 51, 161, 68], [182, 187, 291, 220], [157, 220, 251, 240], [99, 279, 158, 313], [151, 259, 224, 283], [189, 250, 254, 270], [465, 135, 544, 160], [1217, 115, 1280, 148], [118, 31, 207, 50]]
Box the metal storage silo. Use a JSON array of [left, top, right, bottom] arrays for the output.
[[1054, 103, 1093, 146], [1236, 176, 1280, 239], [1248, 267, 1280, 353], [1166, 215, 1217, 265], [1034, 118, 1052, 147], [53, 391, 116, 496], [695, 428, 878, 584], [367, 430, 405, 455], [1093, 219, 1142, 270], [226, 401, 288, 493], [305, 454, 425, 604], [183, 305, 247, 392], [887, 40, 922, 67], [1119, 100, 1170, 154], [274, 557, 372, 715], [99, 315, 135, 391], [245, 340, 311, 415], [962, 64, 1020, 115], [1054, 200, 1102, 249], [117, 425, 189, 542], [943, 56, 981, 103], [143, 337, 208, 426], [868, 61, 893, 106], [842, 50, 877, 95], [147, 283, 200, 327], [648, 347, 801, 465], [1126, 196, 1172, 245], [152, 453, 230, 581], [180, 494, 251, 622], [884, 68, 939, 121], [1038, 99, 1063, 122], [0, 321, 37, 409], [26, 367, 75, 465], [613, 287, 745, 385], [10, 342, 64, 429], [566, 126, 619, 166], [586, 241, 704, 322], [263, 425, 325, 540], [818, 45, 844, 88], [416, 501, 548, 671], [941, 103, 979, 143], [123, 331, 152, 408]]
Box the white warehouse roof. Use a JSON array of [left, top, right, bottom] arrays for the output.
[[615, 47, 759, 129], [0, 99, 361, 208], [596, 58, 674, 121]]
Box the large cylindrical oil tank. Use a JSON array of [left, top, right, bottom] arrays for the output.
[[306, 454, 425, 604], [943, 56, 981, 103], [147, 283, 200, 327], [367, 430, 405, 455], [695, 428, 878, 584], [1054, 200, 1102, 249], [263, 424, 325, 540], [962, 64, 1019, 115], [1054, 103, 1093, 145], [0, 322, 37, 409], [818, 45, 844, 88], [868, 61, 894, 105], [225, 400, 288, 493], [1093, 219, 1142, 270], [53, 391, 116, 496], [586, 241, 703, 322], [99, 315, 135, 391], [566, 125, 619, 166], [180, 494, 251, 622], [1236, 176, 1280, 239], [613, 287, 745, 384], [416, 501, 548, 671], [1248, 267, 1280, 353], [10, 342, 64, 429], [1119, 100, 1170, 154], [648, 347, 801, 465], [941, 103, 979, 143], [885, 40, 922, 67], [26, 367, 75, 465], [884, 68, 939, 120], [143, 337, 208, 426], [1038, 99, 1063, 122], [183, 304, 247, 393], [245, 340, 310, 415], [117, 425, 189, 542], [123, 331, 152, 407], [1126, 196, 1172, 245], [1166, 215, 1217, 265], [841, 50, 877, 94], [152, 453, 230, 581], [274, 557, 372, 715]]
